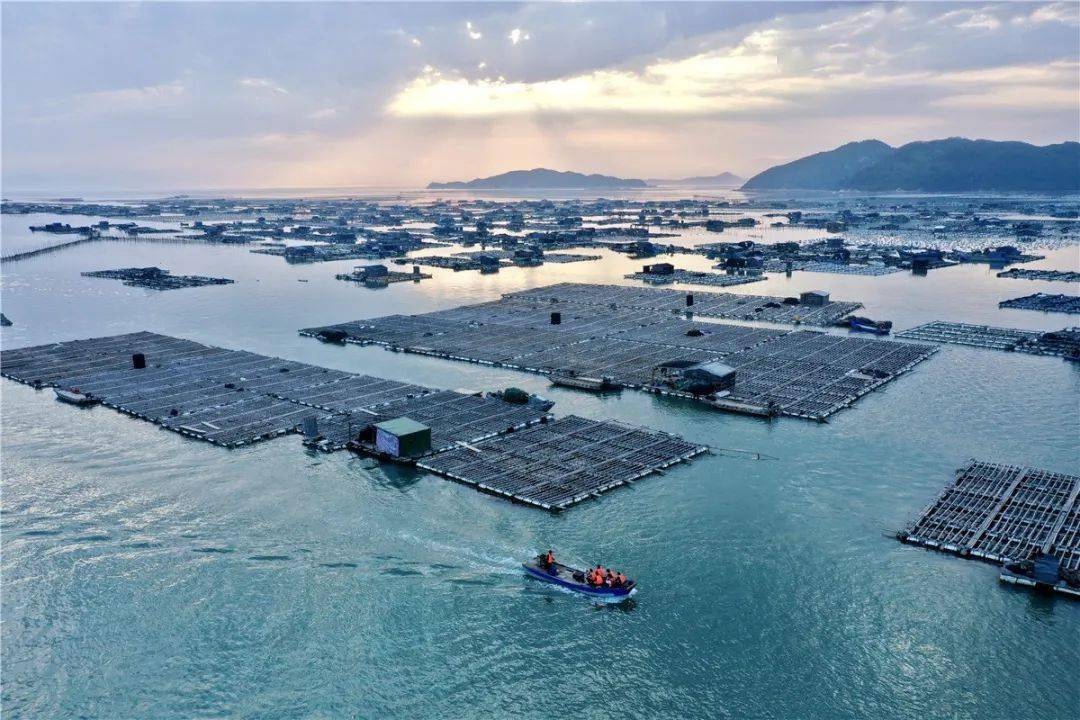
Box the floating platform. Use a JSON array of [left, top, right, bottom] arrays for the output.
[[899, 460, 1080, 575], [0, 332, 547, 449], [999, 293, 1080, 314], [335, 268, 431, 287], [406, 251, 601, 272], [82, 267, 234, 290], [760, 260, 901, 276], [2, 332, 712, 510], [303, 284, 935, 421], [996, 268, 1080, 283], [323, 389, 552, 452], [417, 415, 708, 510], [505, 282, 863, 326], [625, 269, 765, 288], [896, 321, 1080, 357], [454, 250, 602, 264], [404, 255, 492, 271]]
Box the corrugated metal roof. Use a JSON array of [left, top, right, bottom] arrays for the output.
[[374, 417, 430, 436]]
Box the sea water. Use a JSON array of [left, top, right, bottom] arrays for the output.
[[1, 205, 1078, 719]]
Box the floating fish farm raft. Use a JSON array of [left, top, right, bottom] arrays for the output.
[[0, 332, 547, 449], [1, 332, 710, 510], [302, 282, 936, 421], [896, 321, 1080, 357], [335, 266, 431, 287], [320, 389, 550, 453], [625, 269, 765, 288], [506, 283, 863, 326], [417, 415, 708, 510], [404, 251, 601, 272], [999, 293, 1080, 314], [898, 460, 1080, 573], [996, 268, 1080, 283], [760, 260, 902, 276], [82, 267, 234, 290], [454, 250, 602, 264]]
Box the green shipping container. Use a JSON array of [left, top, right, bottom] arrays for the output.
[[374, 417, 432, 458]]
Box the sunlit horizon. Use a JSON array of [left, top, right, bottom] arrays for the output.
[[3, 1, 1078, 192]]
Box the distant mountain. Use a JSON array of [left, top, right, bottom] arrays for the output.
[[648, 172, 744, 187], [742, 140, 893, 191], [847, 139, 1080, 193], [742, 138, 1080, 193], [428, 168, 648, 190]]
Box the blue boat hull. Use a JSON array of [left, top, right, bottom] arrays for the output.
[[523, 561, 637, 601], [849, 321, 890, 335]]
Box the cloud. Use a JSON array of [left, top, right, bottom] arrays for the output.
[[508, 28, 530, 45], [77, 80, 185, 107], [388, 5, 1079, 122], [934, 85, 1079, 110], [307, 107, 338, 120], [238, 77, 288, 94], [387, 66, 782, 118], [1013, 2, 1079, 26], [466, 21, 482, 40], [956, 13, 1001, 31], [934, 8, 1003, 31], [387, 33, 789, 118]]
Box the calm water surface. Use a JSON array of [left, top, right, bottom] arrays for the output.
[[2, 212, 1078, 719]]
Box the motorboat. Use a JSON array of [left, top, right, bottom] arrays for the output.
[[53, 387, 100, 406], [846, 316, 893, 335], [523, 556, 637, 602]]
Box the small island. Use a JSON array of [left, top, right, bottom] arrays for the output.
[[427, 168, 648, 190], [648, 172, 744, 187]]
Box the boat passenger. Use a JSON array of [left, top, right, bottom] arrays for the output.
[[617, 572, 627, 587], [543, 549, 555, 570]]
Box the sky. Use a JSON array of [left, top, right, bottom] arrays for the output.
[[2, 1, 1078, 192]]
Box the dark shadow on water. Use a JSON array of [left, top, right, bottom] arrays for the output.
[[446, 576, 497, 587], [70, 534, 111, 542], [192, 546, 234, 554], [380, 567, 423, 576], [319, 562, 359, 569], [22, 529, 62, 537], [248, 554, 291, 561], [1020, 587, 1072, 622], [371, 464, 424, 491]]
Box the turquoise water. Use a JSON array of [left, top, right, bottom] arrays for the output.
[[1, 213, 1078, 718]]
